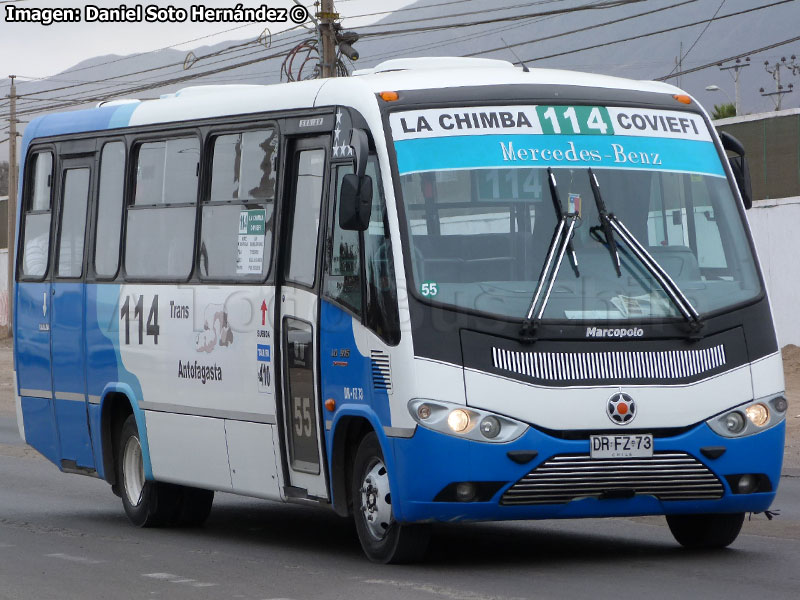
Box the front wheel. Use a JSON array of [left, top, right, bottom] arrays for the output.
[[352, 432, 430, 563], [666, 513, 745, 549]]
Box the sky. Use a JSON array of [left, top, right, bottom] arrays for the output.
[[0, 0, 414, 78]]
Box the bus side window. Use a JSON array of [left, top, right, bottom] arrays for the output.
[[199, 128, 277, 280], [94, 142, 125, 278], [363, 160, 400, 345], [20, 151, 54, 279], [324, 158, 399, 344], [325, 164, 362, 315], [56, 168, 90, 278], [125, 137, 199, 279]]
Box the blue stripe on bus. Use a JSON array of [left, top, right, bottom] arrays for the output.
[[394, 134, 726, 178], [319, 300, 394, 509], [23, 103, 137, 144], [89, 284, 154, 480]]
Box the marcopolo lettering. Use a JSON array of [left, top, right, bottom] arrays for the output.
[[586, 327, 644, 338]]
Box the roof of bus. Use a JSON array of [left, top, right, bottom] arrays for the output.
[[22, 57, 685, 146]]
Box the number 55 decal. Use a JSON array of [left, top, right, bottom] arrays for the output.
[[293, 396, 313, 437], [420, 281, 438, 297]]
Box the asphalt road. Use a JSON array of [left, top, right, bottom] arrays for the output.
[[2, 416, 800, 600]]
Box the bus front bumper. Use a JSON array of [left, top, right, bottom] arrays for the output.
[[389, 419, 785, 523]]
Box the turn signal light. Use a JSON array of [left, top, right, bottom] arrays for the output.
[[380, 91, 399, 102], [324, 398, 336, 412], [673, 94, 692, 105]]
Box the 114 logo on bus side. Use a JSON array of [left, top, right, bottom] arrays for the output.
[[120, 294, 160, 345]]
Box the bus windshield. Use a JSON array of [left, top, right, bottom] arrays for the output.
[[390, 104, 762, 322]]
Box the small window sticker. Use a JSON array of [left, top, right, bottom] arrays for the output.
[[236, 208, 266, 275], [568, 193, 582, 218], [420, 281, 439, 297]]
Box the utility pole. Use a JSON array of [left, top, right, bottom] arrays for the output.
[[761, 56, 798, 111], [6, 75, 17, 334], [719, 57, 750, 116], [318, 0, 338, 78]]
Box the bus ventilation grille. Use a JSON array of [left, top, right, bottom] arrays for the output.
[[371, 350, 393, 393], [492, 345, 726, 382], [500, 452, 724, 505]]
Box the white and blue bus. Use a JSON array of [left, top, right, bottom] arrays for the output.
[[13, 57, 786, 562]]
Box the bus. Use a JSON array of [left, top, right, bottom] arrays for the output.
[[13, 57, 786, 563]]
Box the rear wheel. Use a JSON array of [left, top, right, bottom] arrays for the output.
[[116, 415, 181, 527], [352, 432, 430, 563], [666, 513, 745, 549]]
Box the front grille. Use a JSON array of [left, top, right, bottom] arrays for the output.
[[501, 452, 724, 505], [492, 345, 726, 382]]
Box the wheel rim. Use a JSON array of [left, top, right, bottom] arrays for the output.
[[122, 435, 145, 507], [360, 458, 393, 540]]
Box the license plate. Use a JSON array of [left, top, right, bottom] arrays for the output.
[[590, 434, 653, 459]]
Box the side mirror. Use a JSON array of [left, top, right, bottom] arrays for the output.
[[339, 173, 373, 231], [719, 131, 753, 209]]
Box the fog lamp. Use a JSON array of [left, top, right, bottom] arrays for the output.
[[447, 409, 470, 433], [745, 403, 769, 427], [455, 482, 476, 502], [479, 416, 501, 439], [417, 403, 432, 420], [723, 411, 746, 434], [773, 396, 788, 413], [737, 474, 757, 494]]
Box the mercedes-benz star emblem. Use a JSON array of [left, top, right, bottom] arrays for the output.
[[607, 392, 636, 425]]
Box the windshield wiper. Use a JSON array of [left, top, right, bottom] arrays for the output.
[[587, 168, 703, 334], [521, 168, 580, 341]]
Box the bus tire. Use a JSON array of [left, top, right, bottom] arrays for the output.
[[666, 512, 745, 549], [352, 432, 430, 563], [175, 487, 214, 527], [117, 415, 180, 527]]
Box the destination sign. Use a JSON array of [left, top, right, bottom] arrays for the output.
[[390, 105, 711, 142]]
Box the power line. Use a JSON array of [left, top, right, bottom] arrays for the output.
[[361, 0, 609, 63], [343, 0, 570, 23], [9, 33, 305, 109], [658, 34, 800, 80], [358, 0, 645, 38], [521, 0, 794, 62], [465, 0, 696, 59], [15, 27, 309, 101], [0, 44, 298, 119], [665, 0, 726, 77]]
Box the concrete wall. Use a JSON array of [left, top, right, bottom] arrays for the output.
[[747, 197, 800, 348]]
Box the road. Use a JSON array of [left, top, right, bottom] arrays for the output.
[[2, 415, 800, 600]]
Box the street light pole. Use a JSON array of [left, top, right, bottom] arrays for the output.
[[705, 84, 735, 116]]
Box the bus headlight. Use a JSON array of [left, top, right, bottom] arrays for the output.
[[408, 399, 527, 443], [447, 409, 471, 433], [707, 395, 786, 438], [745, 403, 769, 427]]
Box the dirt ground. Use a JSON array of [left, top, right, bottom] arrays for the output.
[[0, 338, 798, 470]]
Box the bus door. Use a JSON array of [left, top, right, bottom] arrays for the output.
[[278, 136, 329, 499], [50, 151, 95, 470]]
